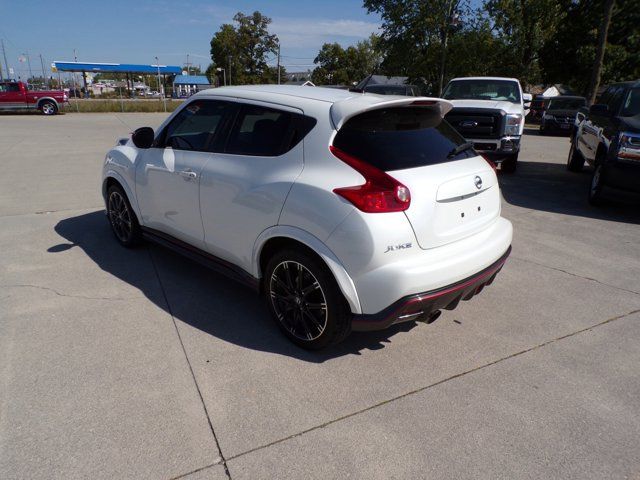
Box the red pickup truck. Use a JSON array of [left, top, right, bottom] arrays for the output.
[[0, 81, 68, 115]]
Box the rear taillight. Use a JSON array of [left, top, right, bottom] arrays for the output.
[[330, 145, 411, 213]]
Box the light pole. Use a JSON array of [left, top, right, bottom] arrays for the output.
[[155, 56, 167, 112], [216, 67, 226, 86]]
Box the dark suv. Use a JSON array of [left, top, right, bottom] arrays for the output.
[[540, 96, 586, 135], [568, 81, 640, 204]]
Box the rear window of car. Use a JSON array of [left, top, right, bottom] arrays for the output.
[[332, 106, 473, 172]]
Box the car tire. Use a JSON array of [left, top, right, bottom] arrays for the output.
[[588, 163, 607, 206], [106, 184, 142, 247], [264, 249, 351, 349], [40, 101, 58, 115], [501, 153, 518, 173], [539, 124, 545, 135], [567, 138, 585, 172]]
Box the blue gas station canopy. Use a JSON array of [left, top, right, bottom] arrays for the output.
[[52, 61, 182, 75]]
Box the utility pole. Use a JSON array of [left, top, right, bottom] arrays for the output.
[[276, 43, 281, 85], [155, 56, 167, 112], [185, 53, 191, 75], [25, 52, 34, 81], [437, 0, 458, 97], [587, 0, 615, 105], [227, 56, 231, 85], [74, 49, 89, 98], [1, 39, 10, 80], [39, 54, 47, 88]]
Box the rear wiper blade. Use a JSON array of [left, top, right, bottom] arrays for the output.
[[447, 142, 474, 158]]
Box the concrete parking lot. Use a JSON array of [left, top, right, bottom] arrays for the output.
[[1, 113, 639, 480]]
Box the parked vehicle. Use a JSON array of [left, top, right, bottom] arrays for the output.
[[526, 96, 548, 124], [0, 81, 68, 115], [540, 96, 586, 135], [568, 81, 640, 205], [362, 84, 420, 96], [101, 85, 512, 349], [443, 77, 532, 173]]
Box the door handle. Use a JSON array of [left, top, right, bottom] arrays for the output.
[[178, 169, 197, 179]]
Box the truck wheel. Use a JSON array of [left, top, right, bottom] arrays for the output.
[[588, 163, 607, 206], [40, 101, 58, 115], [567, 139, 585, 172], [501, 153, 518, 173]]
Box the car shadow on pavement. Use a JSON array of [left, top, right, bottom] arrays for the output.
[[499, 161, 640, 225], [49, 211, 418, 362]]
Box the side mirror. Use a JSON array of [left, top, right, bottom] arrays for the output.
[[522, 93, 532, 107], [589, 104, 609, 116], [131, 127, 154, 149]]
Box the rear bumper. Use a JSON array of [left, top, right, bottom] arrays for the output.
[[352, 246, 511, 331]]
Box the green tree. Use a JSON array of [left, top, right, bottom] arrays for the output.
[[540, 0, 638, 97], [209, 11, 279, 85], [364, 0, 474, 92], [311, 35, 382, 85], [483, 0, 566, 88]]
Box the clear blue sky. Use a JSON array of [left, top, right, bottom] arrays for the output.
[[0, 0, 382, 78]]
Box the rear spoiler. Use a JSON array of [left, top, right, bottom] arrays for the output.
[[330, 96, 453, 130]]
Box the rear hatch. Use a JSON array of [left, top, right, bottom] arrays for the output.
[[332, 105, 501, 249]]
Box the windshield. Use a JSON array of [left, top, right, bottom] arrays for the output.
[[443, 80, 521, 104], [622, 88, 640, 117], [547, 97, 586, 110]]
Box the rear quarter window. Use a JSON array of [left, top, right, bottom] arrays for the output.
[[332, 106, 473, 172], [225, 104, 316, 157]]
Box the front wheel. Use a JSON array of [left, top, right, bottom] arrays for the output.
[[40, 101, 58, 115], [501, 152, 518, 173], [264, 249, 351, 349], [567, 139, 585, 172], [588, 163, 607, 206], [106, 185, 142, 247]]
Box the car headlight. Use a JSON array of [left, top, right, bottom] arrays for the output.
[[544, 114, 555, 121], [505, 114, 523, 136], [617, 132, 640, 161]]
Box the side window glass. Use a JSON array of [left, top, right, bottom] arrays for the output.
[[596, 87, 614, 106], [161, 100, 228, 152], [608, 87, 624, 114], [226, 105, 295, 156]]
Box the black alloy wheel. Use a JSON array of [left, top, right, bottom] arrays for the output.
[[270, 260, 328, 341], [265, 249, 351, 349], [107, 185, 142, 247]]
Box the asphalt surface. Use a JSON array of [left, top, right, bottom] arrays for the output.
[[1, 114, 639, 480]]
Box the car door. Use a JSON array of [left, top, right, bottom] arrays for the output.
[[0, 82, 26, 110], [199, 101, 308, 272], [135, 99, 233, 248]]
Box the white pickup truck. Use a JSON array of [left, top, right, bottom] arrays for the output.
[[443, 77, 531, 172]]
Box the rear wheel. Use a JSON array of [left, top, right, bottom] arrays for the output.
[[501, 152, 518, 173], [106, 184, 142, 247], [264, 249, 351, 349], [40, 101, 58, 115]]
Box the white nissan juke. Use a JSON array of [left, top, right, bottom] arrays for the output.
[[102, 85, 513, 349]]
